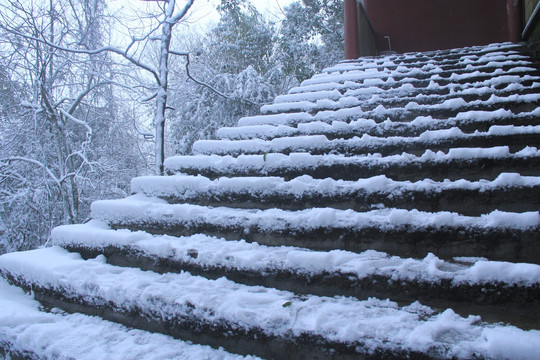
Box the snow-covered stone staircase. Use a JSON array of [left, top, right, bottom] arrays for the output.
[[1, 43, 540, 359]]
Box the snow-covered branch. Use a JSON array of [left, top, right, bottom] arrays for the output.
[[170, 50, 262, 106], [1, 157, 61, 189], [0, 26, 161, 86], [59, 108, 93, 137]]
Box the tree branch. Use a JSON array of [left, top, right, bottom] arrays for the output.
[[170, 50, 262, 106], [1, 25, 161, 85], [1, 157, 61, 189]]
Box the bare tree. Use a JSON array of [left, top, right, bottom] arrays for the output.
[[0, 0, 141, 251]]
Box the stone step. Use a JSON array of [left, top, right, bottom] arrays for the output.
[[241, 93, 540, 128], [261, 83, 540, 116], [344, 77, 540, 102], [325, 54, 533, 77], [1, 246, 539, 360], [130, 173, 540, 216], [332, 43, 524, 70], [304, 64, 538, 95], [193, 127, 540, 157], [328, 45, 530, 75], [166, 146, 540, 182], [0, 278, 254, 360], [328, 52, 531, 75], [221, 113, 540, 142], [296, 64, 538, 94], [51, 222, 540, 329], [90, 195, 540, 263], [287, 69, 540, 97], [218, 109, 540, 141]]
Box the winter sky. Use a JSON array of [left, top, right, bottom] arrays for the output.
[[110, 0, 296, 35]]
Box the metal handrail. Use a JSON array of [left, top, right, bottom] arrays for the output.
[[522, 0, 540, 40]]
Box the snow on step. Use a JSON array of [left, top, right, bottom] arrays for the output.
[[238, 93, 540, 127], [1, 247, 539, 360], [282, 74, 539, 107], [300, 61, 534, 87], [129, 173, 540, 215], [309, 58, 531, 85], [165, 146, 540, 179], [287, 69, 539, 96], [323, 45, 525, 73], [334, 52, 530, 73], [90, 194, 539, 236], [218, 108, 540, 140], [52, 221, 540, 289], [131, 173, 540, 201], [0, 278, 256, 360], [261, 96, 362, 114], [273, 89, 342, 103], [51, 221, 540, 324], [192, 125, 540, 156]]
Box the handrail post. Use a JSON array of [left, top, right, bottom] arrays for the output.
[[344, 0, 360, 59], [507, 0, 522, 42]]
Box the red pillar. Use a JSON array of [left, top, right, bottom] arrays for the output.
[[344, 0, 360, 59], [507, 0, 523, 42]]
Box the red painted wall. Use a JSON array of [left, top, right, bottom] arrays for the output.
[[362, 0, 519, 53]]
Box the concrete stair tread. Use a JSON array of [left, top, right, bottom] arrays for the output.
[[274, 74, 540, 110], [164, 146, 540, 181], [89, 194, 540, 262], [193, 126, 540, 156], [241, 93, 540, 127], [50, 221, 540, 327], [1, 246, 539, 360], [0, 277, 254, 360], [130, 173, 540, 215], [218, 109, 540, 140]]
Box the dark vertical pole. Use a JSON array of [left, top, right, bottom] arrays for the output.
[[344, 0, 360, 59], [507, 0, 523, 42]]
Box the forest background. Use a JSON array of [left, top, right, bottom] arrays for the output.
[[0, 0, 344, 254]]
